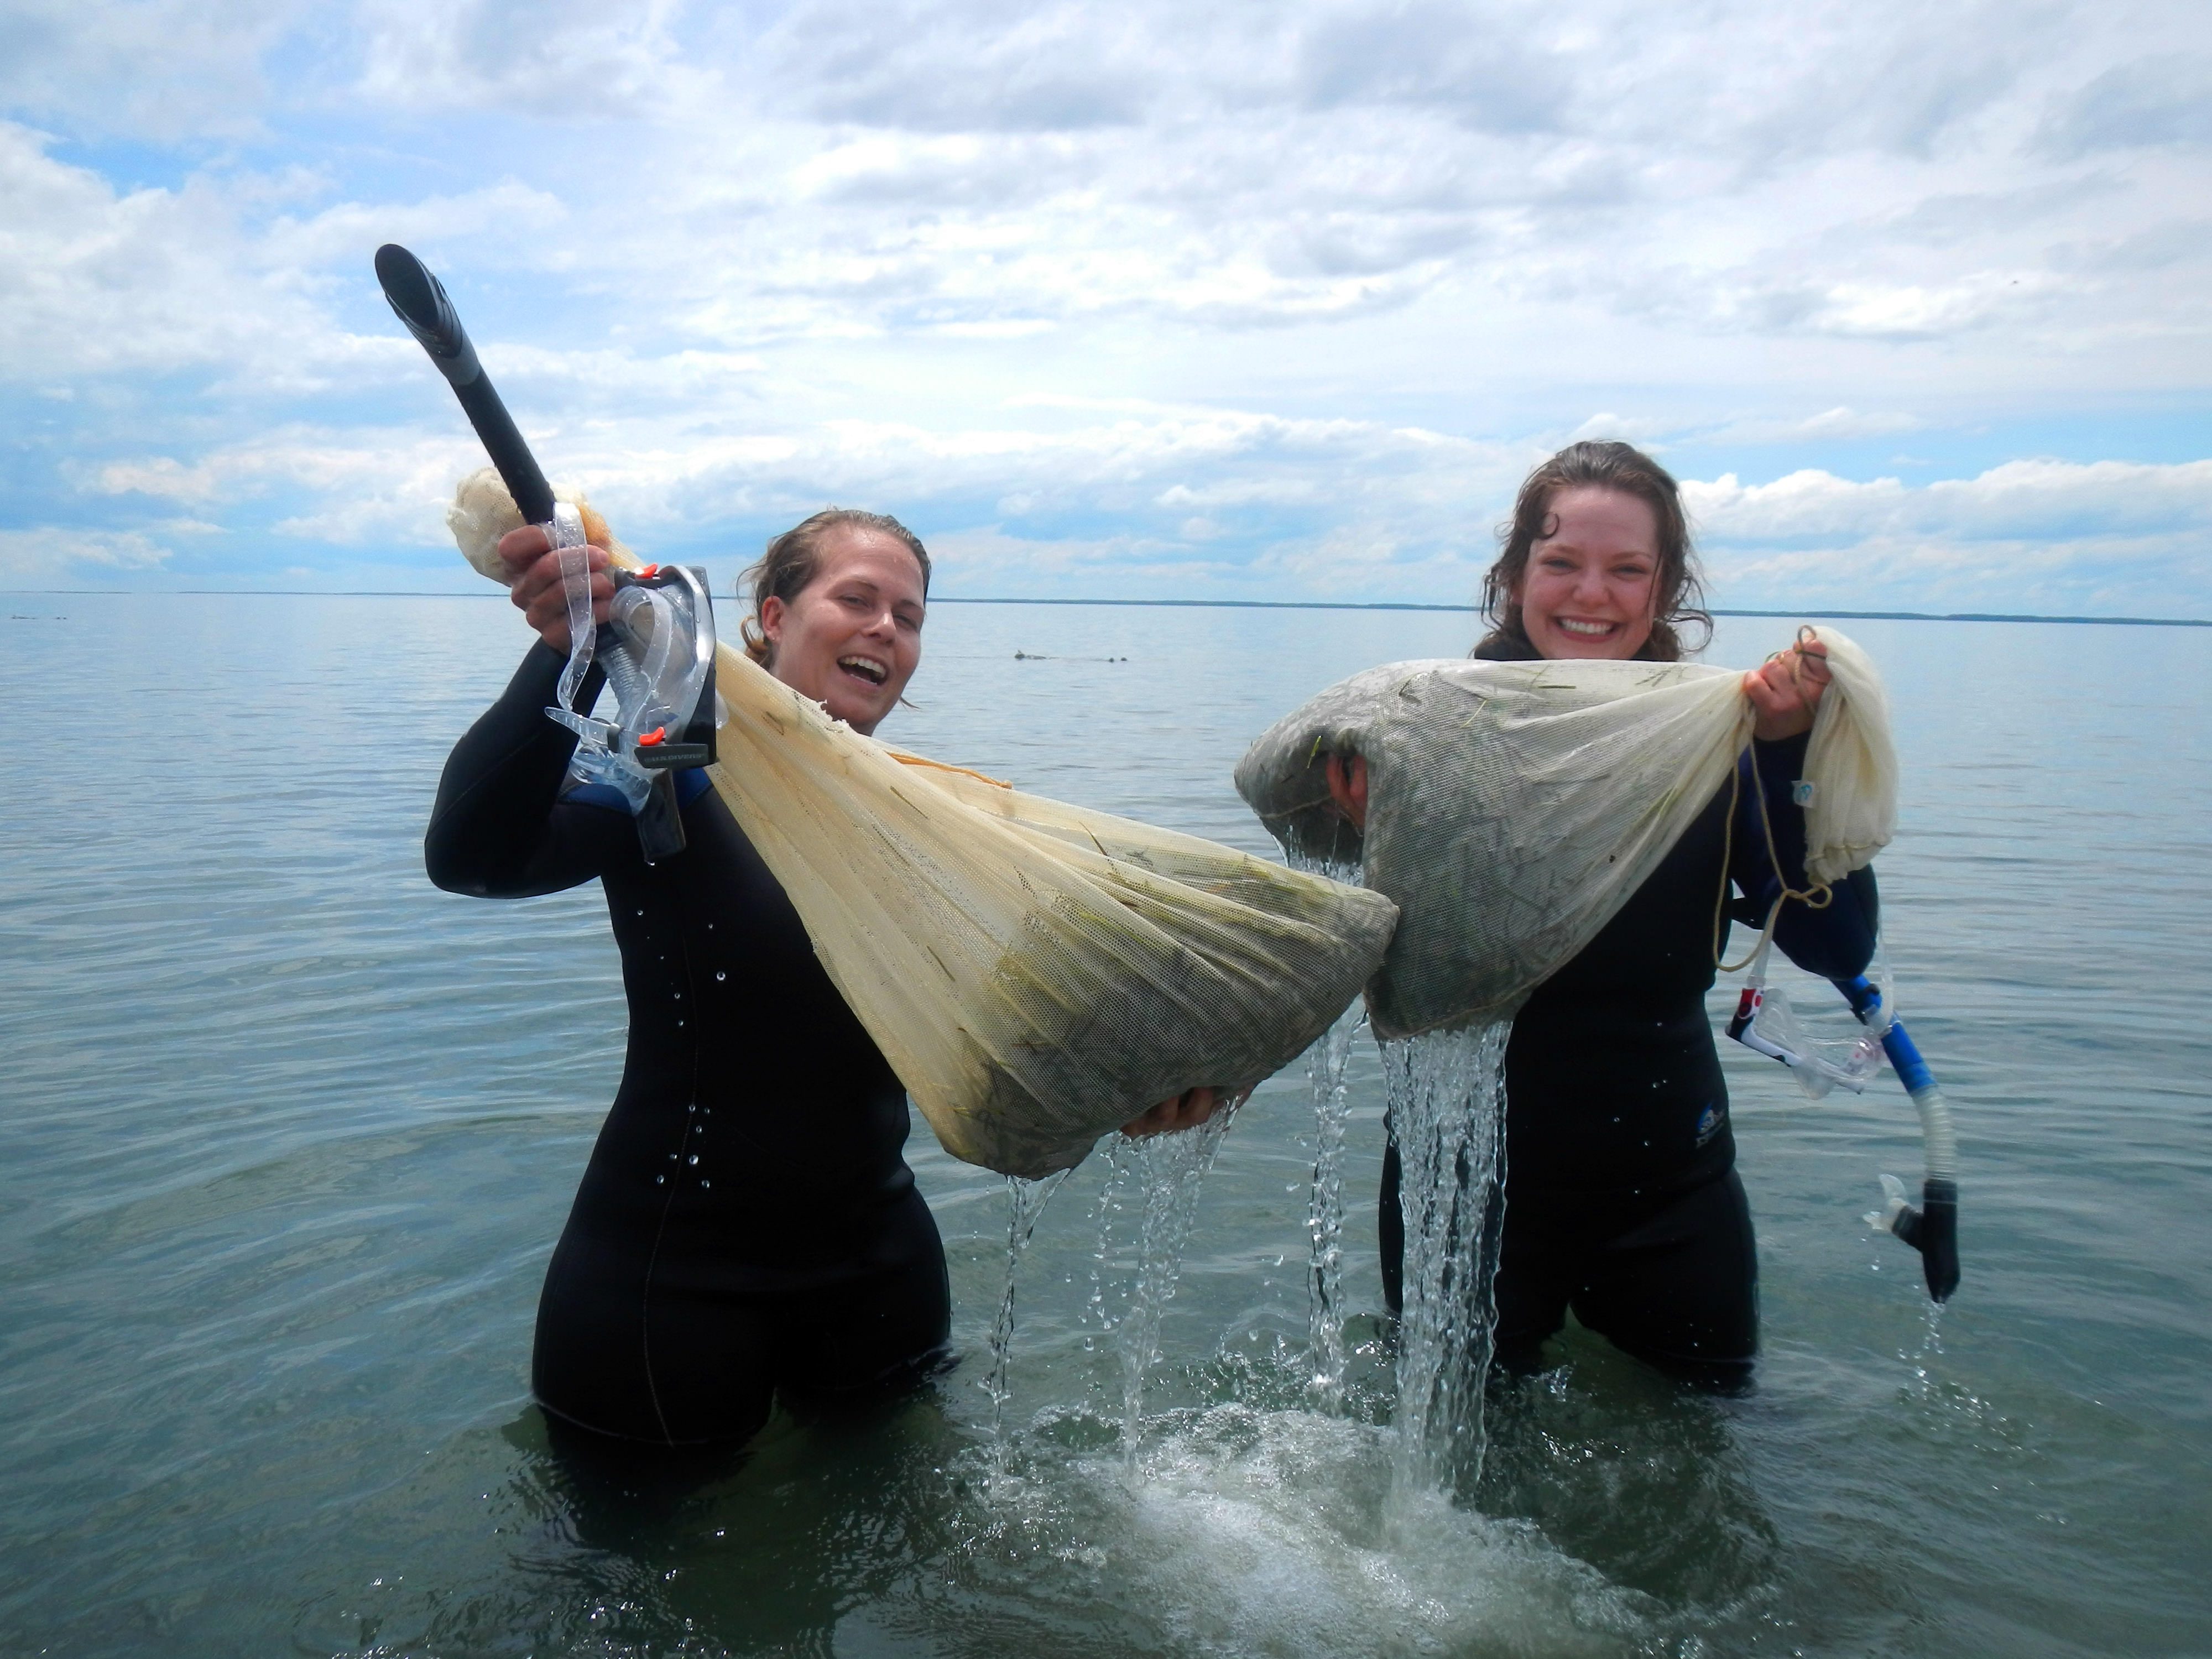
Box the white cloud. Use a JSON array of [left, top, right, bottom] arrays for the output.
[[0, 0, 299, 139], [96, 426, 488, 546], [1688, 458, 2212, 613], [0, 527, 172, 578], [1707, 409, 1927, 445], [351, 0, 714, 116]]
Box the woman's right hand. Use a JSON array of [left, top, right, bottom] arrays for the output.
[[1326, 752, 1369, 830], [500, 524, 614, 655]]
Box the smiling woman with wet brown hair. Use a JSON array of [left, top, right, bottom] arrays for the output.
[[1328, 439, 1879, 1392], [1477, 440, 1711, 662]]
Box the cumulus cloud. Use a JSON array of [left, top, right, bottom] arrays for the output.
[[0, 0, 299, 139], [1689, 459, 2212, 613], [351, 0, 714, 116], [0, 527, 173, 579]]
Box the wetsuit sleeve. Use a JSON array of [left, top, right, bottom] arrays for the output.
[[1731, 733, 1879, 980], [424, 641, 629, 898]]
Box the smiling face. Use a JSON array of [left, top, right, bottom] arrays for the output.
[[758, 528, 926, 734], [1511, 486, 1662, 661]]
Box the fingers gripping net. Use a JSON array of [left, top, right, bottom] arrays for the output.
[[1234, 633, 1894, 1041], [448, 474, 1398, 1178]]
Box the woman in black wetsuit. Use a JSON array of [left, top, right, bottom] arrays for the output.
[[1329, 441, 1878, 1391], [428, 509, 959, 1448], [429, 509, 1217, 1448]]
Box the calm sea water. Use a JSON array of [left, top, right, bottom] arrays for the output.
[[2, 592, 2208, 1658]]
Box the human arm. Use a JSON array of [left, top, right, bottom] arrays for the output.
[[423, 642, 632, 898], [1730, 730, 1880, 979]]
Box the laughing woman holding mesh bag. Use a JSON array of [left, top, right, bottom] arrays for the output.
[[1294, 442, 1882, 1391], [426, 508, 1237, 1449]]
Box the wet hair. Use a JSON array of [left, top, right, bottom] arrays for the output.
[[1474, 441, 1711, 662], [737, 509, 932, 667]]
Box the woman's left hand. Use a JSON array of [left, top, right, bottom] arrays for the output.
[[1744, 635, 1832, 742], [1121, 1086, 1227, 1139]]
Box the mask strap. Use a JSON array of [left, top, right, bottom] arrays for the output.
[[550, 502, 594, 713]]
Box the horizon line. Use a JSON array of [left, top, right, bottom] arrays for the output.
[[6, 591, 2210, 628]]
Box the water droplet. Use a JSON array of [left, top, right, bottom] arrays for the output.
[[700, 1179, 711, 1189], [692, 1124, 703, 1135], [669, 1152, 679, 1161], [715, 970, 727, 982], [687, 1104, 697, 1113], [687, 1154, 700, 1165], [656, 1175, 666, 1185], [636, 909, 645, 917]]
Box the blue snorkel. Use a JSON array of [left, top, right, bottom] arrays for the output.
[[1833, 975, 1960, 1302], [1726, 962, 1961, 1303]]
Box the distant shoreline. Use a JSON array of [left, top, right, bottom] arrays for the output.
[[8, 592, 2210, 628]]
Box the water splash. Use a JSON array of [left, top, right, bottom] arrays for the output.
[[982, 1170, 1070, 1470], [1303, 1000, 1365, 1412], [1381, 1020, 1511, 1514]]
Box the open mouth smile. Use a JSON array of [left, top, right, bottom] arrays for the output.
[[1556, 618, 1620, 637], [837, 654, 889, 687]]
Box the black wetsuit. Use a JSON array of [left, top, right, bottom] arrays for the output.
[[1380, 644, 1877, 1389], [426, 643, 950, 1445]]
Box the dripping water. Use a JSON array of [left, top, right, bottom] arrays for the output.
[[1283, 848, 1368, 1416], [1381, 1020, 1511, 1514], [1081, 1107, 1243, 1465], [1907, 1296, 1947, 1403], [1303, 999, 1365, 1412], [982, 1169, 1070, 1474]]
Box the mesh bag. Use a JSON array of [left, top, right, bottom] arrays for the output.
[[448, 476, 1399, 1178], [1234, 631, 1895, 1040]]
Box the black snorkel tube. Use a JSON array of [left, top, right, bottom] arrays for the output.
[[374, 244, 556, 524], [377, 243, 718, 863]]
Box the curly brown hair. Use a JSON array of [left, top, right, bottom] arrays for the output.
[[737, 508, 931, 667], [1475, 441, 1711, 662]]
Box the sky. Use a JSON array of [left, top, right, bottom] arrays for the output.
[[3, 0, 2209, 614]]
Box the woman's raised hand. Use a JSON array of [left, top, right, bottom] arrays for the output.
[[1743, 634, 1832, 742], [499, 523, 614, 655], [1121, 1086, 1225, 1140]]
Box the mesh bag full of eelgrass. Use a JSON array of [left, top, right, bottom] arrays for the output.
[[1234, 633, 1895, 1041], [447, 470, 1399, 1177]]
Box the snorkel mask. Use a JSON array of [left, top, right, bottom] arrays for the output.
[[375, 243, 718, 862], [540, 503, 718, 862]]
